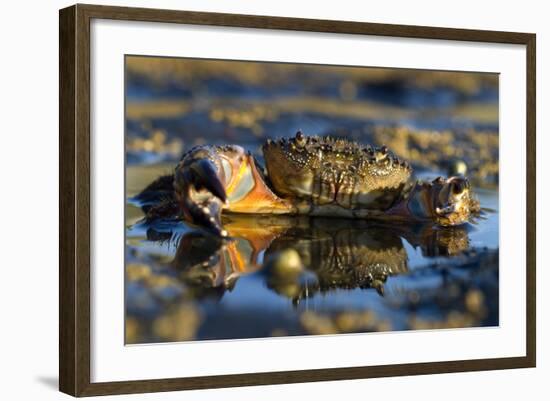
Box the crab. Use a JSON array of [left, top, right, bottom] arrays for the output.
[[142, 131, 480, 236]]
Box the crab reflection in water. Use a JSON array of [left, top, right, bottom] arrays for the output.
[[125, 212, 498, 343], [149, 216, 471, 304]]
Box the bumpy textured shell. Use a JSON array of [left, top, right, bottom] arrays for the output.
[[262, 132, 412, 210]]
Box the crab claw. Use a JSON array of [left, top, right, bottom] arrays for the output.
[[432, 176, 479, 226], [174, 147, 229, 237], [188, 159, 227, 203], [393, 176, 480, 226]]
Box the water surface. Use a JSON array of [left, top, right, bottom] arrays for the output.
[[125, 164, 498, 343]]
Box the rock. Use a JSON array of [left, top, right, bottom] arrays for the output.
[[264, 249, 303, 280]]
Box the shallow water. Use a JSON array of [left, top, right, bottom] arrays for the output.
[[125, 164, 498, 344]]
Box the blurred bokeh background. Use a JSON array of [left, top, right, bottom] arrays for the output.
[[125, 56, 498, 186], [125, 56, 499, 344]]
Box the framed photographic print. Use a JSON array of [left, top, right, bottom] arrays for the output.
[[59, 4, 536, 397]]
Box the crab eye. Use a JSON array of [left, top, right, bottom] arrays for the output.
[[374, 147, 388, 162], [295, 130, 306, 147]]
